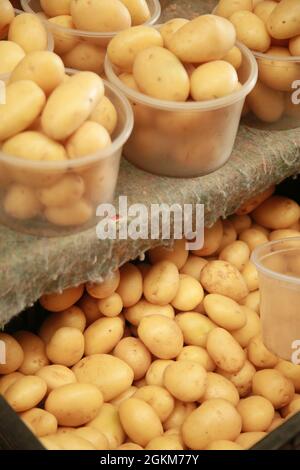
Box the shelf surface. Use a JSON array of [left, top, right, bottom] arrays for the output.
[[1, 0, 300, 323]]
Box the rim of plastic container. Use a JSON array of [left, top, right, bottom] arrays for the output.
[[0, 70, 134, 170], [12, 8, 54, 51], [251, 237, 300, 285], [21, 0, 161, 38], [104, 41, 258, 111]]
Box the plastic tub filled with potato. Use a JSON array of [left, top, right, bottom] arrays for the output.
[[21, 0, 161, 75], [213, 0, 300, 130], [0, 65, 134, 237], [105, 15, 258, 178]]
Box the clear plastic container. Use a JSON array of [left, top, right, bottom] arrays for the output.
[[0, 72, 134, 237], [252, 237, 300, 361], [21, 0, 161, 74], [104, 42, 258, 178]]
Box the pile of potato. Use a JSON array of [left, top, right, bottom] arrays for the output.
[[0, 51, 120, 228], [0, 1, 50, 75], [27, 0, 154, 73], [214, 0, 300, 123], [1, 191, 300, 450]]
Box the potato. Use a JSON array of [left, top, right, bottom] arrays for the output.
[[229, 214, 252, 234], [205, 440, 243, 450], [207, 328, 246, 374], [73, 427, 109, 450], [46, 327, 84, 366], [246, 81, 285, 122], [252, 369, 295, 408], [200, 260, 249, 302], [163, 401, 196, 431], [241, 290, 261, 314], [133, 385, 174, 422], [84, 316, 124, 355], [219, 241, 250, 272], [175, 312, 216, 348], [171, 274, 204, 311], [230, 11, 271, 52], [289, 35, 300, 56], [254, 1, 277, 25], [191, 60, 238, 101], [21, 408, 58, 437], [97, 293, 123, 318], [3, 184, 42, 220], [0, 372, 24, 395], [0, 40, 25, 74], [133, 46, 190, 101], [204, 294, 247, 331], [119, 72, 140, 90], [113, 337, 151, 381], [66, 121, 111, 158], [281, 397, 300, 418], [124, 299, 174, 326], [48, 15, 79, 55], [192, 219, 223, 257], [232, 307, 261, 348], [180, 255, 208, 280], [44, 432, 96, 450], [217, 360, 256, 398], [37, 174, 85, 208], [163, 428, 185, 447], [182, 399, 242, 450], [35, 364, 76, 393], [138, 315, 183, 359], [0, 0, 14, 30], [41, 0, 71, 16], [251, 224, 270, 237], [168, 15, 236, 63], [62, 43, 106, 74], [267, 0, 300, 39], [115, 263, 143, 308], [241, 261, 259, 292], [4, 375, 47, 412], [0, 81, 46, 141], [86, 270, 120, 299], [159, 18, 189, 49], [0, 333, 24, 375], [90, 96, 118, 135], [236, 186, 275, 216], [39, 306, 86, 343], [258, 50, 300, 92], [119, 398, 163, 447], [110, 386, 137, 407], [8, 13, 48, 53], [200, 372, 239, 406], [73, 354, 134, 401], [217, 220, 237, 253], [236, 432, 267, 449], [163, 361, 207, 402], [247, 335, 278, 368], [239, 227, 269, 251], [145, 360, 174, 387], [275, 360, 300, 392], [78, 294, 103, 325], [149, 239, 189, 269], [269, 229, 300, 241], [146, 436, 183, 450], [215, 0, 252, 18], [252, 196, 300, 229], [13, 331, 48, 375], [40, 285, 84, 313], [42, 72, 104, 141], [108, 26, 163, 71], [143, 261, 179, 306], [119, 0, 150, 25], [177, 345, 215, 372], [88, 403, 125, 449], [237, 396, 274, 432], [222, 46, 243, 70], [70, 0, 131, 31]]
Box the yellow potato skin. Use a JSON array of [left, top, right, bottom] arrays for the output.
[[0, 0, 15, 31], [41, 0, 72, 17], [0, 41, 25, 74], [8, 13, 48, 53], [119, 0, 151, 26], [70, 0, 132, 32], [267, 0, 300, 40], [229, 11, 271, 52]]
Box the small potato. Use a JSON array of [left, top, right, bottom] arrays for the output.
[[119, 398, 163, 447], [45, 197, 93, 226], [241, 290, 261, 314], [182, 399, 242, 450], [201, 372, 239, 406], [247, 335, 278, 369], [217, 360, 256, 398], [251, 224, 270, 237], [258, 49, 300, 92], [21, 408, 58, 437], [222, 46, 243, 70], [0, 372, 24, 395], [119, 0, 150, 25], [133, 385, 175, 422], [4, 376, 47, 412], [275, 360, 300, 392], [45, 383, 103, 426], [143, 261, 179, 306], [204, 294, 247, 331], [138, 315, 183, 359], [86, 270, 120, 299], [232, 307, 261, 348], [163, 361, 207, 402], [207, 328, 246, 374], [78, 294, 103, 325], [110, 386, 138, 407], [8, 13, 48, 53], [246, 81, 285, 123], [116, 263, 143, 308], [159, 18, 189, 49], [84, 316, 124, 355], [133, 46, 190, 101], [254, 1, 277, 25], [229, 214, 252, 234], [119, 72, 140, 90], [149, 239, 189, 269], [252, 369, 295, 408], [62, 43, 106, 74], [177, 345, 215, 372], [0, 333, 24, 375], [97, 293, 123, 317], [0, 0, 14, 30], [46, 327, 84, 366], [241, 261, 259, 292], [239, 227, 269, 251], [175, 312, 216, 348], [145, 360, 174, 387], [171, 274, 204, 312], [236, 432, 267, 449], [40, 285, 84, 313], [44, 432, 96, 450], [215, 0, 252, 18], [70, 0, 132, 32], [252, 196, 300, 229], [163, 401, 196, 431], [88, 403, 125, 449], [192, 219, 223, 257], [200, 260, 249, 302], [73, 354, 134, 401], [269, 229, 300, 241], [237, 396, 274, 432], [0, 40, 25, 74], [230, 11, 271, 52], [108, 26, 163, 71], [13, 331, 48, 375], [48, 15, 79, 55], [10, 51, 65, 95], [113, 337, 151, 381], [267, 0, 300, 40], [124, 300, 174, 326], [4, 184, 42, 221], [35, 365, 76, 393], [37, 174, 85, 208], [205, 440, 243, 450], [219, 241, 250, 271], [74, 427, 109, 450], [180, 255, 208, 280], [90, 96, 118, 135], [39, 305, 86, 343], [41, 0, 72, 16], [66, 121, 111, 159], [191, 61, 238, 101]]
